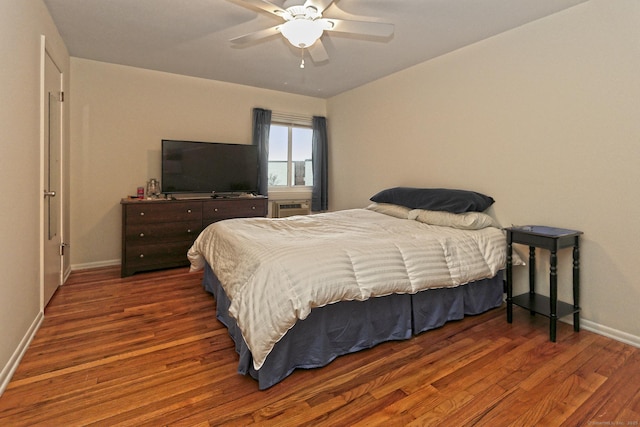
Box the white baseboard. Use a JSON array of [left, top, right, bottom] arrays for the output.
[[63, 265, 72, 283], [507, 295, 640, 349], [0, 311, 44, 396], [70, 259, 120, 271], [579, 319, 640, 348], [558, 316, 640, 348]]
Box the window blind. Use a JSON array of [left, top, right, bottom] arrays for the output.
[[271, 111, 313, 127]]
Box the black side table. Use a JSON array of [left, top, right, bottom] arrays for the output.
[[505, 226, 583, 342]]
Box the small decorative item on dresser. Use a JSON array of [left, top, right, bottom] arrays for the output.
[[505, 225, 583, 342], [146, 178, 160, 199]]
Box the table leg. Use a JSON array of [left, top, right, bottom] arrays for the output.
[[549, 249, 558, 342], [573, 237, 581, 332], [506, 232, 513, 323], [529, 246, 536, 315]]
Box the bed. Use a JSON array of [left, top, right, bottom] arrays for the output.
[[187, 187, 519, 389]]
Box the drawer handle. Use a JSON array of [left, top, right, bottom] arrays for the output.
[[187, 229, 192, 233], [252, 206, 256, 210], [214, 208, 218, 212], [187, 209, 192, 213], [139, 233, 145, 238], [140, 212, 145, 216], [139, 254, 144, 258]]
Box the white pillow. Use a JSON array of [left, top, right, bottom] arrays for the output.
[[408, 209, 498, 230], [365, 203, 411, 219]]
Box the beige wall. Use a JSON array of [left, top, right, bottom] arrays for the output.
[[0, 0, 70, 391], [69, 59, 326, 267], [327, 0, 640, 342]]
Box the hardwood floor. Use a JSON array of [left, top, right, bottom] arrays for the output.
[[0, 267, 639, 426]]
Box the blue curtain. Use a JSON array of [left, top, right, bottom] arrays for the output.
[[252, 108, 271, 196], [312, 116, 328, 211]]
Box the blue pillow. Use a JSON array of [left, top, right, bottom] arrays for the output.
[[370, 187, 494, 214]]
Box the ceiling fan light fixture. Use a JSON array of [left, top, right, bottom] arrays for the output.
[[279, 19, 324, 48]]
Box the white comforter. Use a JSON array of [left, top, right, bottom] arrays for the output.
[[188, 208, 511, 370]]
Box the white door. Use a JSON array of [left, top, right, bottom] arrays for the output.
[[43, 50, 63, 308]]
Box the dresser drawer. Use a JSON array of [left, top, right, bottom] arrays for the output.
[[125, 220, 201, 243], [124, 241, 192, 269], [202, 199, 267, 223], [126, 202, 202, 224]]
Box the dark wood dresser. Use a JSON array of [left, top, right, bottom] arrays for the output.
[[121, 197, 268, 277]]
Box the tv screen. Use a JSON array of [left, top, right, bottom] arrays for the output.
[[161, 140, 258, 195]]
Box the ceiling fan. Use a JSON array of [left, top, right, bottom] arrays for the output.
[[230, 0, 394, 66]]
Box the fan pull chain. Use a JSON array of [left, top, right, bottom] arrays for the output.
[[300, 49, 305, 69]]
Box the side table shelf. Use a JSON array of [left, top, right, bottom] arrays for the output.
[[505, 225, 583, 342], [511, 294, 579, 320]]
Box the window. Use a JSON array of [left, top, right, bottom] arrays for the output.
[[268, 124, 313, 188]]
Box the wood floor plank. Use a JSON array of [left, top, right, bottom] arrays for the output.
[[0, 266, 639, 426], [437, 382, 511, 426]]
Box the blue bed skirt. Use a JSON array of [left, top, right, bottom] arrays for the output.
[[203, 264, 503, 389]]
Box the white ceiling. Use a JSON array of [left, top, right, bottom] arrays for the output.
[[43, 0, 589, 98]]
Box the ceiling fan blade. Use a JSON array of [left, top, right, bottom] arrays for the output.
[[325, 19, 394, 38], [307, 40, 329, 62], [304, 0, 334, 14], [239, 0, 287, 17], [230, 25, 281, 45]]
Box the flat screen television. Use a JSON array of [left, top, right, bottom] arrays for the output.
[[161, 140, 259, 195]]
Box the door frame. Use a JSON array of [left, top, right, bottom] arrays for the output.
[[40, 35, 66, 312]]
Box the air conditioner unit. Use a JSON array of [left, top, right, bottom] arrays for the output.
[[272, 200, 311, 218]]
